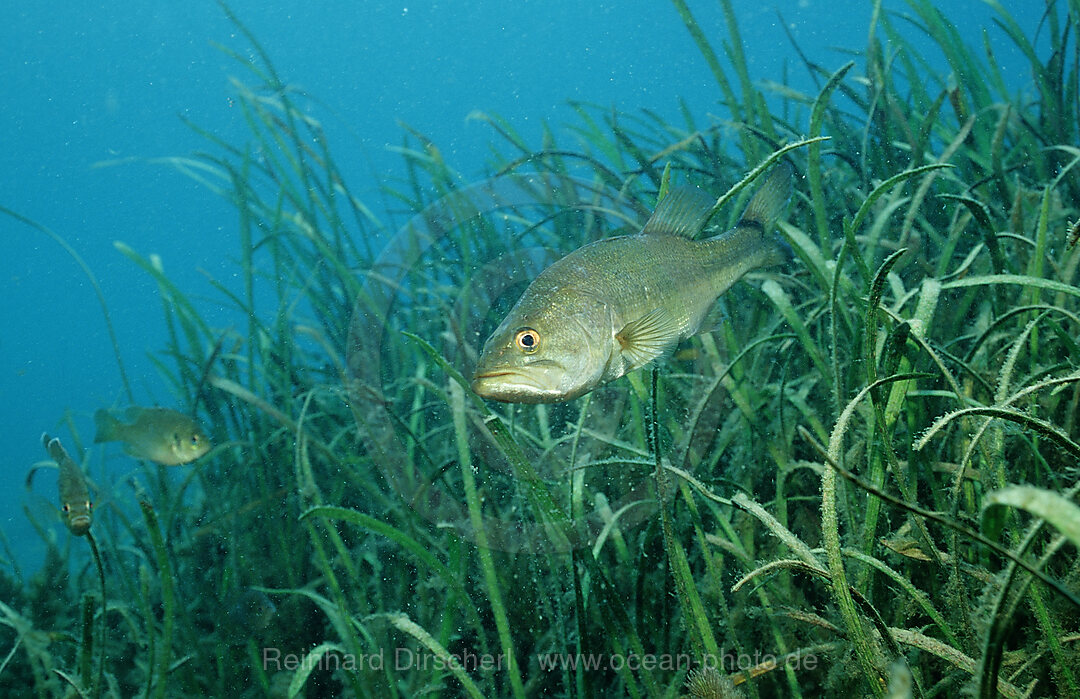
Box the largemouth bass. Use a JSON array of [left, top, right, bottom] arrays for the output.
[[472, 163, 793, 403]]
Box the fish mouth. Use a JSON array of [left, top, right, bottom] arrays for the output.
[[472, 370, 519, 380], [471, 367, 564, 403], [67, 515, 92, 536]]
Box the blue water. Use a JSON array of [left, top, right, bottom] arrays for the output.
[[0, 0, 1045, 573]]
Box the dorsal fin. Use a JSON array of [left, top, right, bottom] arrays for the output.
[[641, 186, 716, 238]]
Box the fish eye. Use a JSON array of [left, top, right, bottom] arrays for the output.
[[514, 328, 540, 354]]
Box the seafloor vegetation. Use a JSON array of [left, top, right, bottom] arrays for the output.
[[4, 0, 1080, 696]]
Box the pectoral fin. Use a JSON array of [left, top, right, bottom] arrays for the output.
[[616, 307, 682, 369]]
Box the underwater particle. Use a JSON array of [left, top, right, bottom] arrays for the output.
[[41, 433, 92, 536], [472, 163, 793, 403], [93, 406, 211, 465], [683, 666, 745, 699]]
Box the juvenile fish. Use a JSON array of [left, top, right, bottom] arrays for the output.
[[41, 433, 92, 536], [472, 163, 793, 403], [220, 588, 277, 641], [94, 406, 210, 465]]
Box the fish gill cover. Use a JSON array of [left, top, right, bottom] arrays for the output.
[[1, 0, 1080, 697]]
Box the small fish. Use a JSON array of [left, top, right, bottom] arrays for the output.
[[41, 433, 92, 536], [94, 406, 210, 465], [221, 588, 277, 638], [472, 163, 793, 403]]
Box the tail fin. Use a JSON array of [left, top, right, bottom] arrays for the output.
[[737, 161, 793, 266], [93, 409, 119, 444], [738, 161, 793, 231], [42, 432, 75, 471], [42, 433, 62, 460]]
